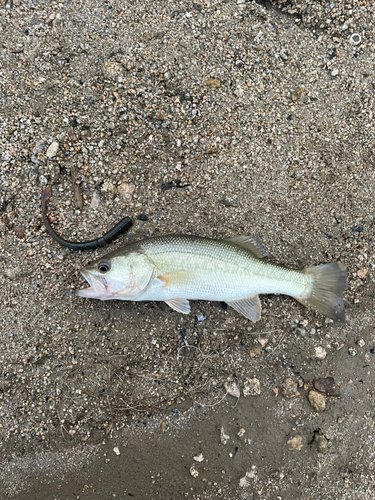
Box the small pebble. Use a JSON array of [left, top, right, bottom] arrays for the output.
[[348, 347, 357, 356], [45, 141, 59, 158], [257, 337, 268, 347], [189, 465, 199, 478], [308, 390, 327, 412], [313, 377, 341, 397], [331, 68, 339, 77], [196, 313, 206, 323], [136, 214, 149, 221], [193, 453, 204, 463], [287, 435, 303, 451], [356, 339, 365, 348], [113, 446, 120, 456], [243, 377, 261, 397], [315, 435, 331, 454], [280, 378, 300, 399], [224, 380, 240, 398], [237, 428, 246, 438], [101, 181, 117, 196], [13, 225, 26, 239], [90, 190, 100, 208], [206, 78, 221, 88], [220, 427, 230, 445], [248, 345, 262, 358], [357, 268, 367, 279], [311, 346, 327, 360], [118, 182, 135, 202]]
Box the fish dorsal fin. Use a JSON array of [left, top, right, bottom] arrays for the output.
[[165, 298, 191, 314], [226, 295, 262, 322], [225, 235, 268, 259]]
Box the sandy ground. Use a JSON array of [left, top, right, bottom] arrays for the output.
[[1, 0, 375, 498]]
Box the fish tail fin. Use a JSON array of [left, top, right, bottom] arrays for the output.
[[298, 263, 347, 322]]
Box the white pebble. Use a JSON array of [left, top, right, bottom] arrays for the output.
[[193, 453, 204, 462], [46, 141, 59, 158], [312, 346, 327, 360]]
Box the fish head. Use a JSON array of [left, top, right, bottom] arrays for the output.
[[77, 251, 155, 300]]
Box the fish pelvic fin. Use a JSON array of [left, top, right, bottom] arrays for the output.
[[227, 295, 262, 322], [165, 298, 191, 314], [298, 263, 347, 322]]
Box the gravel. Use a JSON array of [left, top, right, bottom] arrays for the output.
[[1, 0, 375, 499]]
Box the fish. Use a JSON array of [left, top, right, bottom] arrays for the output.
[[77, 234, 347, 322]]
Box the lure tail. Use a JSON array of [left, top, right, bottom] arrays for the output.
[[298, 263, 347, 322]]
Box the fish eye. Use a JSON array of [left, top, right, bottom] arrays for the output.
[[98, 260, 111, 273]]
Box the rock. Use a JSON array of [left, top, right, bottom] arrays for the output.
[[308, 390, 327, 412], [224, 380, 240, 398], [248, 345, 262, 358], [13, 225, 26, 239], [136, 214, 149, 221], [101, 181, 117, 196], [234, 86, 244, 98], [280, 378, 300, 399], [196, 313, 206, 323], [257, 337, 268, 347], [189, 465, 199, 477], [315, 435, 331, 454], [33, 140, 47, 154], [193, 453, 204, 462], [239, 468, 257, 487], [113, 446, 120, 455], [287, 435, 303, 451], [331, 68, 339, 77], [243, 377, 261, 397], [356, 338, 365, 348], [313, 377, 341, 397], [348, 347, 357, 356], [237, 428, 246, 438], [206, 78, 221, 88], [357, 268, 367, 279], [220, 427, 230, 445], [45, 141, 59, 158], [118, 182, 135, 202], [90, 190, 100, 208], [311, 346, 327, 360], [239, 476, 249, 488]]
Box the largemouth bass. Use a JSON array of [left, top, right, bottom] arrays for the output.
[[77, 234, 347, 322]]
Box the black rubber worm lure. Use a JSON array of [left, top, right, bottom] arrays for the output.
[[41, 187, 133, 250]]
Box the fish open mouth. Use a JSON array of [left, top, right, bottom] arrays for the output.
[[76, 269, 110, 299]]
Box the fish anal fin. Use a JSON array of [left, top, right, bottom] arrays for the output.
[[225, 235, 268, 258], [165, 298, 191, 314], [227, 295, 262, 322]]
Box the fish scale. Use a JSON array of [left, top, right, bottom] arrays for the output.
[[139, 235, 311, 302]]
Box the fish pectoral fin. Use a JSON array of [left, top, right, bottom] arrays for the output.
[[226, 295, 262, 322], [225, 235, 268, 259], [165, 298, 191, 314], [156, 270, 190, 288]]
